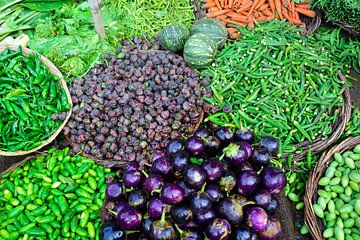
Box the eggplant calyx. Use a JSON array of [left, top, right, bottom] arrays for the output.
[[223, 143, 240, 158]]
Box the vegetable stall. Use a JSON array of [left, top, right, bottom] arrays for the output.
[[0, 0, 359, 239]]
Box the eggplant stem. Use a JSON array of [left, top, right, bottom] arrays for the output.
[[174, 224, 183, 235], [200, 182, 207, 192], [141, 170, 149, 178]]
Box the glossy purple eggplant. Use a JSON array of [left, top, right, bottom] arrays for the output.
[[246, 207, 268, 232], [128, 190, 147, 210], [259, 218, 282, 240], [215, 127, 234, 145], [194, 128, 210, 139], [260, 136, 279, 155], [239, 141, 253, 158], [190, 192, 212, 214], [147, 197, 169, 219], [125, 162, 139, 172], [235, 129, 255, 143], [101, 222, 125, 240], [265, 198, 279, 215], [251, 148, 270, 167], [161, 183, 185, 205], [170, 205, 193, 224], [253, 188, 272, 208], [237, 170, 260, 196], [218, 198, 249, 226], [184, 165, 206, 189], [202, 159, 224, 182], [150, 209, 178, 240], [233, 228, 259, 240], [106, 182, 124, 200], [205, 218, 232, 240], [204, 136, 221, 155], [113, 201, 128, 214], [123, 170, 143, 188], [151, 151, 167, 163], [205, 184, 223, 202], [179, 229, 204, 240], [117, 206, 142, 230], [151, 157, 173, 177], [142, 217, 154, 236], [223, 143, 248, 167], [178, 180, 197, 199], [143, 175, 164, 194], [194, 208, 216, 226], [171, 150, 190, 171], [260, 167, 286, 194], [167, 139, 184, 156], [185, 136, 206, 156]]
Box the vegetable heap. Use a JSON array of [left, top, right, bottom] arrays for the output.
[[313, 145, 360, 240], [0, 148, 111, 240], [0, 48, 70, 152], [102, 127, 286, 239], [64, 37, 216, 164]]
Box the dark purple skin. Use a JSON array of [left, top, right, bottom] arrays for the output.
[[151, 157, 173, 177], [237, 170, 260, 196], [125, 162, 139, 172], [219, 171, 237, 193], [171, 150, 189, 171], [117, 206, 142, 230], [215, 127, 234, 145], [239, 141, 253, 158], [150, 219, 178, 240], [233, 228, 259, 240], [204, 136, 221, 155], [185, 136, 206, 156], [205, 184, 223, 202], [223, 143, 248, 167], [253, 188, 272, 208], [260, 167, 286, 194], [147, 197, 169, 219], [259, 218, 282, 240], [128, 190, 147, 210], [178, 180, 196, 199], [184, 165, 206, 189], [246, 207, 268, 232], [190, 192, 212, 214], [251, 148, 271, 167], [240, 162, 254, 171], [205, 218, 232, 240], [202, 159, 224, 182], [161, 183, 185, 205], [151, 151, 167, 163], [114, 201, 129, 214], [143, 175, 164, 194], [235, 129, 255, 143], [167, 139, 184, 156], [218, 198, 245, 226], [142, 217, 154, 236], [123, 170, 143, 188], [194, 208, 216, 226], [106, 182, 124, 200], [194, 128, 210, 139], [265, 198, 279, 215], [260, 136, 279, 155], [170, 205, 193, 224], [180, 229, 204, 240], [101, 222, 125, 240]]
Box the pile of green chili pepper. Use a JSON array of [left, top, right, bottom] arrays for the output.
[[0, 47, 70, 152], [201, 20, 350, 156], [0, 147, 112, 240]]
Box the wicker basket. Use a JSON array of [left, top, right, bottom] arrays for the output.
[[0, 43, 72, 157], [304, 135, 360, 240]]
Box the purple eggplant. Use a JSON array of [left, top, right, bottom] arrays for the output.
[[237, 170, 260, 196], [161, 183, 185, 205], [114, 201, 128, 214], [223, 143, 248, 167], [260, 136, 279, 155], [218, 198, 251, 226], [265, 198, 279, 215], [239, 141, 253, 158], [170, 205, 193, 224], [259, 217, 282, 240], [219, 171, 237, 193], [185, 136, 206, 156], [204, 136, 221, 155], [142, 217, 154, 236], [171, 150, 190, 171], [194, 128, 210, 139], [190, 192, 212, 214], [178, 229, 204, 240], [125, 162, 139, 172], [253, 188, 272, 208], [205, 184, 223, 202], [167, 139, 184, 156], [143, 174, 164, 194], [233, 228, 259, 240], [240, 162, 254, 171], [194, 208, 216, 226], [123, 170, 143, 188], [202, 159, 224, 182], [150, 208, 178, 240], [235, 129, 255, 143], [106, 182, 124, 200], [184, 165, 206, 189], [178, 180, 197, 199], [128, 190, 147, 210], [151, 157, 173, 177], [205, 218, 232, 240], [101, 222, 125, 240], [246, 207, 268, 232], [147, 197, 170, 219], [260, 167, 286, 194], [151, 151, 167, 163], [215, 127, 234, 144], [117, 206, 142, 230], [251, 148, 271, 167]]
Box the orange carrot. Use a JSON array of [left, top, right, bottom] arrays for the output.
[[265, 14, 275, 20], [296, 3, 310, 8], [214, 0, 222, 9], [258, 3, 269, 10], [205, 2, 217, 8], [233, 0, 244, 7], [206, 0, 215, 3], [207, 9, 233, 18], [217, 14, 228, 20], [282, 0, 291, 8], [246, 0, 261, 16], [229, 31, 241, 39], [230, 15, 249, 21], [226, 27, 238, 33], [268, 0, 275, 12], [228, 0, 234, 8], [255, 0, 267, 9], [224, 18, 248, 26], [282, 7, 292, 23], [254, 16, 267, 22], [263, 9, 273, 16], [220, 20, 227, 25], [221, 0, 225, 7], [237, 0, 253, 12], [209, 7, 221, 11], [296, 7, 315, 17], [274, 0, 283, 19]]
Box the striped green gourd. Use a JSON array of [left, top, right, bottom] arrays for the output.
[[183, 33, 217, 69], [190, 18, 227, 49], [159, 23, 190, 53]]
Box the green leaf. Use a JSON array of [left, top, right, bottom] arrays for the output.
[[19, 1, 70, 11]]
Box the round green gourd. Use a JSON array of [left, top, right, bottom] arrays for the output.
[[159, 23, 190, 53], [190, 18, 227, 49], [183, 33, 217, 69]]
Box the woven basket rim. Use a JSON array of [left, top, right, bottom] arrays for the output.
[[304, 135, 360, 240], [0, 43, 73, 157]]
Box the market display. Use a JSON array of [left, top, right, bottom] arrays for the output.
[[0, 148, 111, 240], [64, 37, 216, 163], [102, 127, 285, 239], [313, 145, 360, 240], [0, 47, 71, 152]]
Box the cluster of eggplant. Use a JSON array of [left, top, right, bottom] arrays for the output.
[[101, 127, 286, 240]]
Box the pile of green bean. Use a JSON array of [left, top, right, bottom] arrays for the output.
[[313, 145, 360, 240], [201, 20, 350, 156], [0, 47, 71, 152], [0, 148, 111, 240]]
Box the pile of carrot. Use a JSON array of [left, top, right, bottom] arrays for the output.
[[205, 0, 316, 38]]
